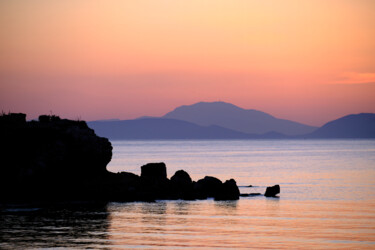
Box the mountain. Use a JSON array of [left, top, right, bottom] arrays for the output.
[[305, 113, 375, 138], [163, 101, 317, 136], [88, 103, 374, 140], [88, 118, 262, 140]]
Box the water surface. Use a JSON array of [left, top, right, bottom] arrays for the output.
[[1, 139, 375, 249]]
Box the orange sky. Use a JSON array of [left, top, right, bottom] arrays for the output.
[[1, 0, 374, 126]]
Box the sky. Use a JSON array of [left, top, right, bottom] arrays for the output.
[[1, 0, 374, 126]]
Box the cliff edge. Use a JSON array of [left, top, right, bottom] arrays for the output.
[[0, 113, 112, 201], [0, 113, 242, 203]]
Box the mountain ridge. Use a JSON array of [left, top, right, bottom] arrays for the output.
[[305, 113, 375, 138], [88, 102, 375, 139], [163, 101, 316, 136], [88, 118, 264, 140]]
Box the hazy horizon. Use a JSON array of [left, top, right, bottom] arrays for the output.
[[13, 100, 375, 128], [1, 0, 375, 126]]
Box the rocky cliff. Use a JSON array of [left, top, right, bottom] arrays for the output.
[[0, 113, 112, 201], [0, 113, 240, 203]]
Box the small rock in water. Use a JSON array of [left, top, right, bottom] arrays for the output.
[[264, 185, 280, 197], [249, 193, 262, 196]]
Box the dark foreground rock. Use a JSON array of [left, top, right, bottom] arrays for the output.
[[264, 185, 280, 197], [170, 170, 194, 200], [194, 176, 223, 199], [106, 168, 240, 201], [0, 113, 113, 202], [141, 162, 167, 180], [215, 179, 240, 200], [0, 113, 240, 202], [193, 176, 239, 201]]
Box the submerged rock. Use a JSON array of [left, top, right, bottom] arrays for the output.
[[264, 185, 280, 197], [239, 193, 262, 197]]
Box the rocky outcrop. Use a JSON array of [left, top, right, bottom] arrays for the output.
[[141, 162, 167, 180], [0, 113, 242, 202], [265, 185, 280, 197], [215, 179, 240, 200], [171, 170, 192, 185], [193, 176, 240, 200], [0, 113, 112, 201], [170, 170, 194, 200], [107, 168, 240, 201], [104, 171, 141, 201], [194, 176, 223, 199], [138, 162, 170, 200]]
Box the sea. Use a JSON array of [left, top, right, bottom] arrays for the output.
[[1, 139, 375, 249]]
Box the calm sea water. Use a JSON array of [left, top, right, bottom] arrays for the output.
[[1, 140, 375, 249]]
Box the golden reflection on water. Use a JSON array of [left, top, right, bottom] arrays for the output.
[[108, 199, 375, 249]]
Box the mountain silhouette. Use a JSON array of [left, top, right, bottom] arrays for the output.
[[163, 101, 317, 136], [305, 113, 375, 138], [88, 118, 263, 139], [88, 103, 375, 139]]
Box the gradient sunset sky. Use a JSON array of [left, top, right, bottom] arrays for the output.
[[1, 0, 374, 126]]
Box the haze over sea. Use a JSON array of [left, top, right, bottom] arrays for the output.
[[2, 139, 375, 249]]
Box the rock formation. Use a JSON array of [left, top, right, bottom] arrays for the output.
[[0, 113, 240, 202], [106, 167, 240, 201], [215, 179, 240, 200], [192, 176, 240, 200], [0, 113, 112, 201], [170, 170, 194, 200], [264, 184, 280, 197]]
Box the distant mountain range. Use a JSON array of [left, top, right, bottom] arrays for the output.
[[163, 102, 316, 136], [88, 102, 375, 139], [305, 113, 375, 138], [88, 118, 255, 140]]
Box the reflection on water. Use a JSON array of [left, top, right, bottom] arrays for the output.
[[1, 199, 375, 249], [106, 199, 375, 249], [1, 140, 375, 248], [0, 204, 110, 249]]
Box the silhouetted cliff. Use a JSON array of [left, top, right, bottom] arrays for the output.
[[0, 113, 113, 201], [0, 113, 241, 202]]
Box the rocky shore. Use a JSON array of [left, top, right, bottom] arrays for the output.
[[0, 113, 112, 202], [0, 113, 278, 203], [105, 162, 240, 201]]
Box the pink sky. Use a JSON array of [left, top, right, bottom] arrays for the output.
[[1, 0, 374, 126]]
